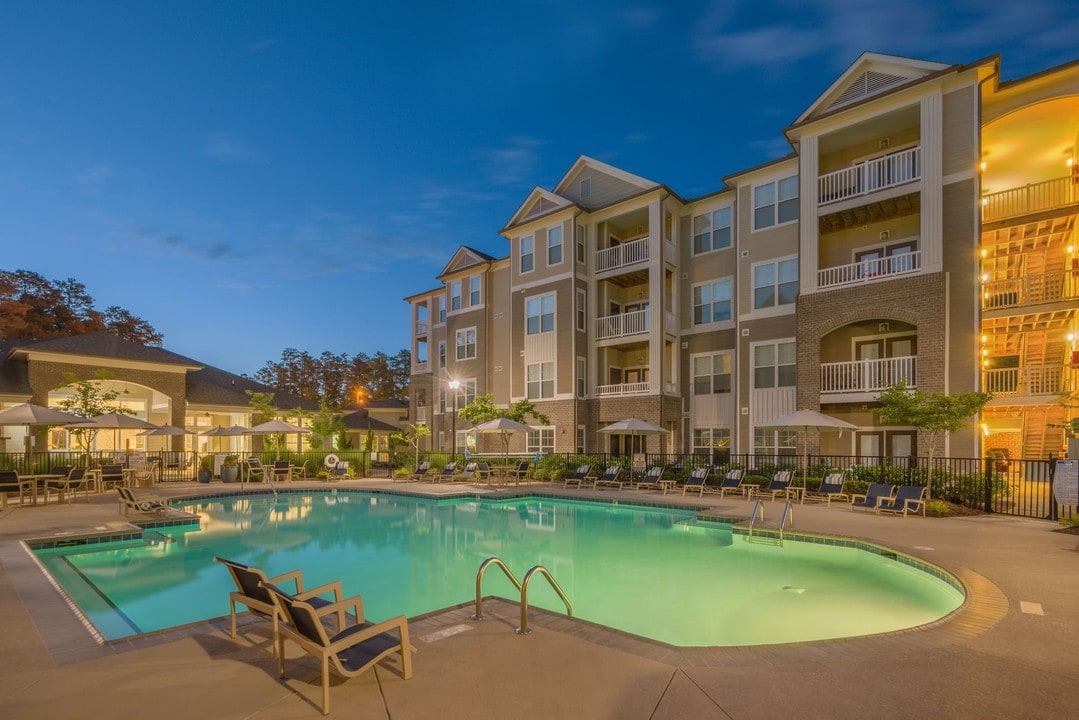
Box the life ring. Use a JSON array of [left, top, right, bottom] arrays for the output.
[[324, 454, 340, 469]]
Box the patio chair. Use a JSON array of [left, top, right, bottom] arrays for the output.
[[245, 457, 267, 483], [682, 467, 710, 496], [263, 581, 413, 715], [476, 462, 493, 482], [761, 470, 795, 501], [46, 467, 93, 503], [632, 466, 666, 492], [803, 472, 848, 506], [214, 557, 345, 652], [116, 486, 170, 517], [435, 462, 458, 483], [876, 484, 927, 516], [404, 461, 431, 482], [563, 464, 593, 488], [0, 470, 33, 508], [710, 469, 747, 498], [506, 461, 530, 485], [129, 461, 157, 487], [99, 463, 126, 490], [458, 462, 479, 482], [272, 460, 293, 483], [591, 466, 624, 490], [850, 483, 897, 513]]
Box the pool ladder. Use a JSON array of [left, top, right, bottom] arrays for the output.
[[471, 556, 573, 635], [746, 500, 794, 547]]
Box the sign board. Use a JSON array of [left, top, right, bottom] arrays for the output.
[[1053, 459, 1078, 508], [632, 453, 647, 472]]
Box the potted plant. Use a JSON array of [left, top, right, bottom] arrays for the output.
[[197, 455, 214, 483], [220, 455, 240, 483]]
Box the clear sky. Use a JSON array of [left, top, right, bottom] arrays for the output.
[[2, 1, 1076, 377]]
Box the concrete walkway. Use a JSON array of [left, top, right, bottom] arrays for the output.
[[1, 479, 1077, 719]]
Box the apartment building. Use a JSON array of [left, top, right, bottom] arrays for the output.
[[406, 52, 1079, 462]]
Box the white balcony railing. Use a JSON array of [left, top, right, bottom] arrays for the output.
[[981, 176, 1077, 223], [415, 321, 428, 336], [412, 361, 429, 374], [595, 382, 651, 397], [818, 250, 922, 289], [820, 356, 917, 394], [596, 309, 649, 340], [596, 237, 650, 273], [818, 146, 921, 205], [983, 365, 1065, 396], [414, 407, 427, 423], [982, 271, 1078, 310]]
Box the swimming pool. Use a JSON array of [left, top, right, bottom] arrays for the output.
[[34, 491, 964, 646]]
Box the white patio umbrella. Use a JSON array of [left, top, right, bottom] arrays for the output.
[[758, 409, 858, 484], [66, 412, 158, 459], [597, 418, 668, 456], [138, 424, 192, 437], [471, 418, 534, 466], [201, 425, 252, 486], [0, 403, 87, 467], [249, 420, 311, 460]]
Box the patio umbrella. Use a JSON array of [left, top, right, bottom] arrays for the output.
[[249, 420, 311, 460], [759, 409, 858, 484], [471, 418, 534, 467], [67, 412, 158, 458], [597, 418, 668, 458], [201, 425, 252, 486], [0, 403, 87, 467], [138, 424, 192, 437]]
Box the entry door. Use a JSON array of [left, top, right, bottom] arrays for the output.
[[858, 432, 882, 465], [856, 340, 884, 389], [855, 248, 883, 277], [888, 431, 916, 459]]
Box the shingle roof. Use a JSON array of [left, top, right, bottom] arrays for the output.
[[6, 333, 202, 366], [342, 409, 399, 432], [186, 364, 319, 411]]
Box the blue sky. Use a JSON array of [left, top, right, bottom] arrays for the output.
[[2, 1, 1076, 377]]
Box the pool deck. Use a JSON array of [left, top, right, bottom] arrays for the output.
[[1, 478, 1077, 719]]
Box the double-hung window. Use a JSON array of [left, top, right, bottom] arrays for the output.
[[692, 278, 732, 325], [576, 224, 585, 263], [693, 428, 730, 454], [437, 296, 446, 324], [526, 294, 555, 335], [753, 258, 798, 309], [526, 362, 555, 399], [692, 352, 732, 395], [753, 176, 798, 230], [455, 327, 476, 360], [450, 281, 462, 311], [527, 427, 555, 453], [469, 276, 481, 306], [692, 207, 732, 254], [576, 356, 586, 396], [576, 289, 586, 331], [437, 342, 446, 369], [520, 235, 534, 273], [547, 226, 563, 266], [752, 341, 796, 388]]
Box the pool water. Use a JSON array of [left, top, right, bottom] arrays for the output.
[[35, 492, 964, 646]]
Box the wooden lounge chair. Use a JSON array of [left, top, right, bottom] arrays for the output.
[[761, 470, 794, 501], [404, 461, 431, 482], [435, 462, 458, 483], [682, 467, 710, 496], [710, 469, 747, 497], [876, 485, 927, 516], [803, 472, 848, 506], [850, 483, 897, 512], [116, 486, 170, 517], [0, 471, 33, 508], [632, 466, 666, 492], [458, 462, 479, 482], [263, 581, 412, 715], [563, 464, 592, 488], [214, 557, 345, 651], [591, 466, 624, 490]]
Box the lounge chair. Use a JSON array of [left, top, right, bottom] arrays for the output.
[[876, 485, 927, 516], [99, 463, 126, 490], [632, 466, 666, 492], [850, 483, 897, 512], [0, 471, 32, 508], [506, 461, 530, 485], [711, 469, 747, 497], [404, 461, 431, 482], [46, 467, 93, 503], [803, 472, 848, 506], [435, 462, 458, 483], [214, 557, 345, 651], [682, 467, 710, 496], [563, 464, 593, 488], [591, 466, 624, 490], [116, 486, 170, 517], [761, 470, 795, 501], [458, 462, 479, 482], [263, 581, 412, 715]]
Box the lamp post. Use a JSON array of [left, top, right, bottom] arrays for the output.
[[448, 379, 460, 464]]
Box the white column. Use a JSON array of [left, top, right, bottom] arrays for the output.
[[799, 135, 820, 293], [920, 92, 944, 271]]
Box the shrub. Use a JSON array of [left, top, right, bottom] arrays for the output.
[[926, 499, 950, 517]]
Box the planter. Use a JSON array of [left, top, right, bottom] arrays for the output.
[[197, 469, 212, 483], [220, 466, 239, 483]]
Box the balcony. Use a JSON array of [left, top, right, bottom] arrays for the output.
[[596, 309, 649, 340], [981, 271, 1078, 311], [981, 176, 1078, 223], [983, 365, 1066, 396], [818, 146, 921, 206], [412, 361, 429, 374], [415, 321, 428, 336], [820, 356, 917, 395], [595, 382, 650, 397], [818, 251, 922, 289], [596, 237, 649, 273], [414, 407, 427, 423]]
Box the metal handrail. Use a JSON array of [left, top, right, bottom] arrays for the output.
[[471, 556, 522, 621], [747, 500, 764, 539], [518, 565, 574, 635], [779, 502, 794, 546]]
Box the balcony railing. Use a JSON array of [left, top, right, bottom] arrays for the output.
[[820, 355, 917, 394], [414, 407, 427, 423], [412, 361, 429, 374], [981, 176, 1077, 223], [595, 382, 650, 397], [818, 146, 921, 205], [983, 365, 1065, 396], [981, 271, 1078, 310], [596, 237, 650, 273], [818, 250, 922, 289], [415, 321, 428, 336], [596, 309, 649, 340]]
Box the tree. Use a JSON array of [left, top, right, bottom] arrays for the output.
[[52, 370, 129, 459], [458, 394, 551, 459], [877, 381, 992, 498], [389, 422, 431, 471], [306, 402, 345, 450], [252, 347, 412, 406]]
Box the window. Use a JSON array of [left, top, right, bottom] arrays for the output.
[[455, 327, 476, 360], [576, 356, 586, 397], [526, 362, 555, 399], [692, 207, 732, 254], [576, 289, 586, 331], [437, 387, 446, 414], [692, 279, 732, 325], [455, 379, 477, 408], [450, 281, 462, 311], [693, 428, 731, 454], [437, 342, 446, 369], [415, 340, 427, 364], [526, 294, 555, 335], [753, 341, 796, 388], [753, 175, 798, 230], [580, 177, 591, 198], [754, 427, 797, 459], [469, 276, 481, 306], [753, 258, 798, 309], [437, 296, 446, 324], [527, 427, 555, 453], [520, 235, 534, 273], [547, 226, 563, 266], [576, 426, 585, 454], [692, 352, 732, 395], [576, 224, 585, 263]]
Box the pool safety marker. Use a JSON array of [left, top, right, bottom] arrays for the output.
[[1019, 601, 1044, 616], [419, 624, 474, 643]]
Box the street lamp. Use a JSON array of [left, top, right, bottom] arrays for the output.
[[448, 379, 460, 464]]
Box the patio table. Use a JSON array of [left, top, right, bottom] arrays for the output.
[[18, 474, 64, 505]]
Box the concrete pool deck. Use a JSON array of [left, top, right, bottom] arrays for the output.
[[1, 478, 1077, 719]]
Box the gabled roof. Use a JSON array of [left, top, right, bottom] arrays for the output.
[[794, 52, 952, 125], [554, 155, 659, 196], [504, 187, 577, 229], [437, 245, 497, 280], [185, 364, 318, 411], [6, 332, 203, 368], [342, 408, 399, 432]]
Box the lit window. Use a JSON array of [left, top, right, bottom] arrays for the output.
[[693, 428, 730, 454]]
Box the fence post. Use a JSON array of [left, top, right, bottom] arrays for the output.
[[983, 456, 993, 514], [1048, 453, 1058, 522]]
